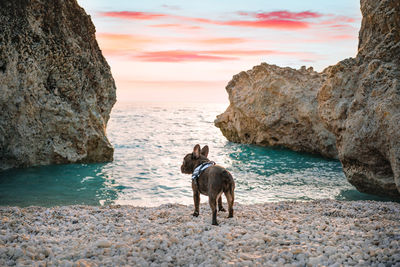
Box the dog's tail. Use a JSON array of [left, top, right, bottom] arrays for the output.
[[222, 170, 235, 193]]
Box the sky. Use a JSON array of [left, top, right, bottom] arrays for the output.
[[78, 0, 361, 103]]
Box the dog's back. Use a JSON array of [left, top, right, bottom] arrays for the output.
[[209, 166, 234, 193], [181, 144, 235, 225]]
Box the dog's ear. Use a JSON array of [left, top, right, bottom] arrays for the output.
[[200, 145, 209, 157], [193, 144, 201, 159]]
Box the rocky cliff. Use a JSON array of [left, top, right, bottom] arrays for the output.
[[216, 0, 400, 197], [318, 0, 400, 197], [0, 0, 116, 170], [215, 64, 337, 158]]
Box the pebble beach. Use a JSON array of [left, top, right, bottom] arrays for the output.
[[1, 200, 399, 267]]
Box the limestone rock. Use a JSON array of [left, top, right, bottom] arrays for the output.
[[318, 0, 400, 197], [215, 63, 338, 158], [0, 0, 116, 170], [215, 0, 400, 198]]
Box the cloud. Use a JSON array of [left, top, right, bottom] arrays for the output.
[[131, 49, 318, 62], [96, 33, 156, 53], [134, 50, 237, 62], [254, 11, 322, 20], [96, 33, 251, 51], [197, 38, 248, 44], [161, 4, 181, 10], [203, 49, 316, 58], [99, 11, 166, 20], [224, 10, 355, 29], [95, 33, 320, 62], [222, 19, 309, 29], [99, 10, 354, 30]]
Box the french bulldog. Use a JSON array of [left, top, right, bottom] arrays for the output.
[[181, 144, 235, 225]]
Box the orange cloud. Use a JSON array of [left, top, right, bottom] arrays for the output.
[[96, 33, 156, 54], [96, 33, 251, 53]]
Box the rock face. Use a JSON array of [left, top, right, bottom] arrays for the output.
[[318, 0, 400, 197], [216, 0, 400, 197], [0, 0, 116, 170], [215, 64, 338, 159]]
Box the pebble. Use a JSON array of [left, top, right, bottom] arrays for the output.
[[0, 200, 399, 266], [95, 240, 112, 248]]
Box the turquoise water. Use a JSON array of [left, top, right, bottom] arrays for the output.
[[0, 102, 394, 207]]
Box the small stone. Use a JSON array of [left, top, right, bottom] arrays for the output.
[[12, 248, 24, 259], [75, 259, 93, 267], [292, 249, 303, 255], [96, 240, 112, 248], [324, 246, 336, 256]]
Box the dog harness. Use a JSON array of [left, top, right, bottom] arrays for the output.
[[192, 161, 216, 180]]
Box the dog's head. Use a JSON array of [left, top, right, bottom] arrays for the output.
[[181, 144, 209, 174]]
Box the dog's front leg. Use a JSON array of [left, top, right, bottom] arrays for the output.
[[192, 183, 200, 217]]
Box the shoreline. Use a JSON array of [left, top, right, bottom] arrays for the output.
[[1, 199, 399, 266]]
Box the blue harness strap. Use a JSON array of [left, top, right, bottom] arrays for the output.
[[192, 161, 215, 180]]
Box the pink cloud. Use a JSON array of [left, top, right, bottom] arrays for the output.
[[204, 49, 316, 58], [254, 11, 322, 20], [131, 49, 318, 62], [197, 38, 248, 44], [333, 34, 356, 40], [100, 11, 166, 20], [99, 10, 353, 30], [223, 19, 309, 29], [135, 50, 237, 62]]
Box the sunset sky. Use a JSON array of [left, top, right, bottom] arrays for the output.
[[78, 0, 361, 103]]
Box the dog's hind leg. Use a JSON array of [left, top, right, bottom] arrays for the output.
[[192, 190, 200, 217], [208, 196, 218, 225], [224, 188, 234, 218], [218, 195, 226, 212]]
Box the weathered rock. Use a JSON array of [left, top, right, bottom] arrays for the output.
[[0, 0, 116, 170], [318, 0, 400, 197], [215, 0, 400, 198], [215, 64, 338, 158]]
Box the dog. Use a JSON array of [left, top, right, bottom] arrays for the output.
[[181, 144, 235, 225]]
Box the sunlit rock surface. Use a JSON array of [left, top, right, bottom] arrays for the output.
[[0, 0, 116, 170], [318, 0, 400, 197], [215, 64, 338, 159], [216, 0, 400, 197]]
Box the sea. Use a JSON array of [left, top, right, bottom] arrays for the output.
[[0, 102, 394, 207]]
